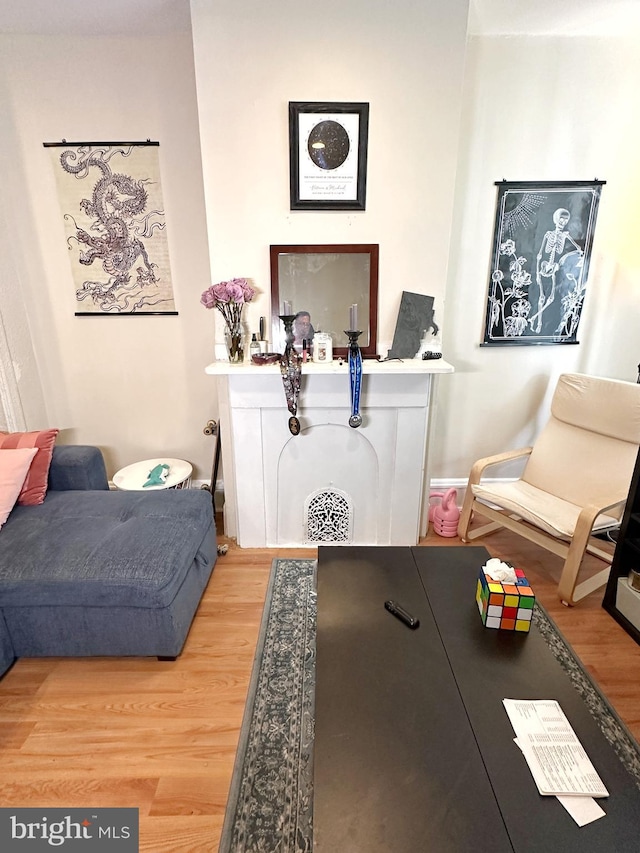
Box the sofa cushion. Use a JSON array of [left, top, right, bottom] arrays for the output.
[[0, 448, 38, 528], [0, 429, 59, 505], [0, 488, 215, 610], [48, 445, 109, 492], [0, 610, 15, 674]]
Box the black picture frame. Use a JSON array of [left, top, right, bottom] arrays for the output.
[[289, 101, 369, 211], [482, 179, 605, 346]]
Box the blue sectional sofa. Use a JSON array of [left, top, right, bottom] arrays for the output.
[[0, 445, 217, 678]]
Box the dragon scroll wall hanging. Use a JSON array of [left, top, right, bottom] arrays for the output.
[[45, 140, 177, 315]]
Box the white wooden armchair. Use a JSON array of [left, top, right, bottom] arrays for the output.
[[458, 373, 640, 605]]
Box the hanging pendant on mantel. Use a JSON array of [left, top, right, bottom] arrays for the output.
[[280, 345, 302, 435], [346, 330, 363, 428]]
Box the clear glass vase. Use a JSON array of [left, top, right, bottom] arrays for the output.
[[225, 323, 244, 363]]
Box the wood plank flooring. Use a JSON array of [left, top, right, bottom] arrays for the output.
[[0, 528, 639, 851]]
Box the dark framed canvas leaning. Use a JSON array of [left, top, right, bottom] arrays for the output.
[[482, 180, 604, 346], [289, 101, 369, 211]]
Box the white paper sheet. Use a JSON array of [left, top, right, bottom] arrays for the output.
[[503, 699, 609, 798], [513, 738, 607, 826], [557, 794, 606, 826]]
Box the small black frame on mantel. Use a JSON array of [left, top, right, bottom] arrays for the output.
[[481, 179, 605, 346], [289, 101, 369, 211]]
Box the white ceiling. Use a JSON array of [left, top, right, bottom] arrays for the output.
[[0, 0, 638, 37], [469, 0, 640, 36], [0, 0, 191, 36]]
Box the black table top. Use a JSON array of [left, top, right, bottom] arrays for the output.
[[313, 545, 640, 852]]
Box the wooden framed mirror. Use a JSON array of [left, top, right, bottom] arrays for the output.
[[269, 244, 379, 359]]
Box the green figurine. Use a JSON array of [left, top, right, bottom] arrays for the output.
[[143, 463, 170, 488]]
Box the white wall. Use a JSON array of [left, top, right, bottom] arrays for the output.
[[1, 4, 638, 492], [435, 33, 640, 481], [0, 25, 217, 477], [190, 0, 470, 353], [0, 63, 48, 431]]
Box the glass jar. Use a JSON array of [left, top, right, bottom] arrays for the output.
[[628, 568, 640, 593], [313, 332, 333, 363]]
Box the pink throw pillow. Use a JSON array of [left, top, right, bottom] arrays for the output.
[[0, 447, 38, 528], [0, 429, 59, 505]]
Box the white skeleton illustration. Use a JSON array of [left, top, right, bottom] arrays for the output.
[[530, 208, 583, 333]]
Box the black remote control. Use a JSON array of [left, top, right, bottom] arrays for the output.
[[384, 600, 420, 629]]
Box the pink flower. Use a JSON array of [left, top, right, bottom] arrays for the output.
[[212, 282, 232, 303], [200, 278, 255, 309], [240, 281, 255, 302], [226, 282, 246, 304], [200, 286, 217, 309]]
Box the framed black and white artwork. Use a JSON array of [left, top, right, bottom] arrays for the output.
[[289, 102, 369, 211], [45, 140, 177, 316], [482, 180, 605, 345]]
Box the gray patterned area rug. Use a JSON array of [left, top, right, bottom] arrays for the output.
[[219, 558, 316, 853], [218, 558, 640, 853]]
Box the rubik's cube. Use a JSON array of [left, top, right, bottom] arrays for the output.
[[476, 567, 535, 632]]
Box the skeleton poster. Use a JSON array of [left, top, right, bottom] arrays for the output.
[[47, 142, 176, 314], [482, 181, 603, 345]]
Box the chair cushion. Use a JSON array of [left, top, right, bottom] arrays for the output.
[[0, 488, 214, 609], [553, 373, 640, 444], [472, 480, 620, 539], [523, 419, 639, 509], [521, 374, 640, 509]]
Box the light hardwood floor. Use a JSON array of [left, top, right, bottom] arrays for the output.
[[0, 527, 639, 852]]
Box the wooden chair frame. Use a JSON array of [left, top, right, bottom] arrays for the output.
[[458, 447, 623, 606]]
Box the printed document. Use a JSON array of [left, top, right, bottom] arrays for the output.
[[503, 698, 609, 798]]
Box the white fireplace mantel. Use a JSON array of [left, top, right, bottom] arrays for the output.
[[205, 358, 454, 547]]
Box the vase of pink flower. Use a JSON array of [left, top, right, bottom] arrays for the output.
[[201, 278, 255, 363]]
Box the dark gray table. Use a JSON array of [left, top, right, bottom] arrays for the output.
[[313, 545, 640, 852]]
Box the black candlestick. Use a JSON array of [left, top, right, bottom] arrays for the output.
[[279, 314, 296, 348]]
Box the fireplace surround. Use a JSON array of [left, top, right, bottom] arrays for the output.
[[205, 358, 453, 547]]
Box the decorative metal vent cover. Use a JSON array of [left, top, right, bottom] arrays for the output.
[[305, 487, 353, 544]]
